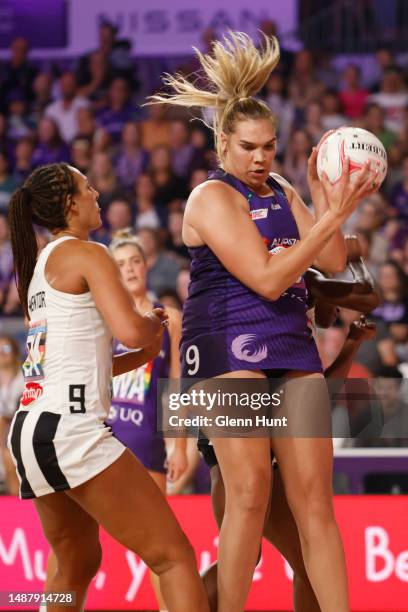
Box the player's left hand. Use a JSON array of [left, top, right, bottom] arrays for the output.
[[166, 447, 188, 482], [348, 315, 376, 341], [345, 235, 363, 263]]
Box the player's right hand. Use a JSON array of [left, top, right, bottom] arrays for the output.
[[144, 308, 169, 332], [142, 308, 169, 346], [320, 158, 379, 220]]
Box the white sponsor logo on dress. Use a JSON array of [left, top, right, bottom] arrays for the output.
[[250, 208, 268, 220]]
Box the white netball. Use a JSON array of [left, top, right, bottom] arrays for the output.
[[316, 127, 388, 186]]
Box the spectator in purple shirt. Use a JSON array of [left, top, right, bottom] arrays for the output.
[[32, 117, 70, 166], [169, 119, 194, 178], [6, 91, 34, 142], [0, 213, 13, 309], [97, 77, 142, 142], [0, 116, 10, 153], [29, 72, 53, 126], [1, 38, 37, 110], [70, 136, 92, 175], [87, 151, 119, 211], [372, 261, 408, 326], [148, 144, 188, 208], [0, 153, 18, 212], [134, 173, 161, 231], [77, 50, 112, 107], [77, 107, 97, 140], [114, 121, 149, 191], [12, 137, 34, 185], [390, 156, 408, 222], [76, 21, 135, 89]]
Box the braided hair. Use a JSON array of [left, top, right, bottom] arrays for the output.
[[8, 163, 77, 318]]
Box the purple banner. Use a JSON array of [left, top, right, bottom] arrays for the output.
[[0, 0, 67, 48]]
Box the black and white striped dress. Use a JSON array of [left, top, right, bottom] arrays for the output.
[[8, 236, 125, 499]]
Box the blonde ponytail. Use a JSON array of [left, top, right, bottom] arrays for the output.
[[149, 31, 280, 161]]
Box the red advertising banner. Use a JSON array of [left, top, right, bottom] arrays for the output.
[[0, 496, 407, 610]]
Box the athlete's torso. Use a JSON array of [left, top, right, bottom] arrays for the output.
[[20, 236, 113, 418], [180, 169, 322, 377]]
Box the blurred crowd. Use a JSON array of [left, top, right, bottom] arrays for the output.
[[0, 20, 407, 493]]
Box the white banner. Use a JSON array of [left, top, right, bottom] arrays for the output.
[[68, 0, 297, 57]]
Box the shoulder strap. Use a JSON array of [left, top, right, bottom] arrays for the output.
[[207, 168, 249, 198]]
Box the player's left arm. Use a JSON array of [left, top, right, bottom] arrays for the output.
[[167, 307, 182, 379], [112, 335, 163, 377], [324, 317, 376, 380], [166, 307, 187, 480], [307, 274, 380, 312], [272, 169, 347, 274]]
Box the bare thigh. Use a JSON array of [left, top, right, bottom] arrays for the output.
[[34, 491, 101, 577], [206, 371, 272, 515], [66, 449, 193, 570], [149, 470, 167, 494], [271, 372, 335, 521]]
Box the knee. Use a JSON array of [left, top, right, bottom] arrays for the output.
[[289, 485, 337, 536], [147, 535, 197, 576], [228, 471, 270, 515], [58, 540, 102, 585]]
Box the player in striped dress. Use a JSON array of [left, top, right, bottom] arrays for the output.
[[7, 163, 209, 612]]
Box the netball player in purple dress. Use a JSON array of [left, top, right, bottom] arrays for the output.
[[201, 237, 379, 612], [150, 33, 380, 612], [109, 231, 186, 611]]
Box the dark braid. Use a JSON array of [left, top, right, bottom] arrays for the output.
[[8, 163, 77, 318]]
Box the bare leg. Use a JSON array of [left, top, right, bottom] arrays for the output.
[[2, 447, 20, 495], [272, 372, 349, 612], [211, 437, 271, 612], [202, 463, 320, 612], [0, 417, 19, 496], [67, 449, 209, 612], [201, 466, 225, 612], [34, 493, 102, 612], [264, 468, 321, 612], [148, 470, 169, 611]]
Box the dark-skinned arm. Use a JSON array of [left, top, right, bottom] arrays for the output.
[[324, 318, 376, 398], [112, 342, 161, 377]]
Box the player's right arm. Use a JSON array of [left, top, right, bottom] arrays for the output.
[[78, 242, 166, 348], [183, 164, 376, 301]]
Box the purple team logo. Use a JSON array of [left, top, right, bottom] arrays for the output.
[[231, 334, 268, 363]]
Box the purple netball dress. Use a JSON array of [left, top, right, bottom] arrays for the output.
[[180, 169, 322, 379], [107, 306, 171, 473]]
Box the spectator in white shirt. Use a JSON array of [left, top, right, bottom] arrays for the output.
[[45, 71, 89, 143], [369, 66, 408, 134]]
